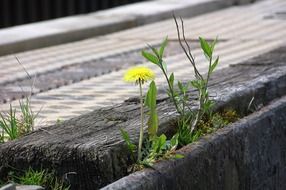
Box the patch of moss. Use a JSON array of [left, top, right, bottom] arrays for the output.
[[177, 109, 239, 147], [197, 109, 240, 135]]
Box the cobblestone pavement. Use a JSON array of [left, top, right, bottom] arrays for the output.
[[0, 0, 285, 127], [0, 42, 197, 103]]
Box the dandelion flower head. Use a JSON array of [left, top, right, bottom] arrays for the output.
[[124, 66, 155, 84]]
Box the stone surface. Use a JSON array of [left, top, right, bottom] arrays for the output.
[[0, 184, 44, 190], [0, 46, 286, 189], [0, 184, 16, 190], [16, 185, 44, 190]]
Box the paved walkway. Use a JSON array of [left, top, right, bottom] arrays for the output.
[[0, 0, 285, 127]]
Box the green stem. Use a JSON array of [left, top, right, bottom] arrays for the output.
[[161, 67, 182, 115], [191, 56, 213, 132], [206, 57, 212, 85], [205, 56, 212, 95], [191, 90, 202, 133], [138, 80, 144, 162]]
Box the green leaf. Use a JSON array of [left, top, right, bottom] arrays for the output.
[[157, 134, 167, 150], [190, 80, 200, 89], [148, 44, 160, 58], [150, 134, 166, 154], [144, 81, 157, 109], [169, 73, 174, 89], [170, 133, 179, 151], [140, 159, 154, 168], [178, 81, 183, 92], [178, 81, 188, 94], [159, 37, 168, 58], [199, 37, 212, 58], [120, 128, 136, 153], [174, 154, 184, 159], [142, 51, 159, 65], [120, 128, 130, 142], [210, 56, 219, 73], [147, 113, 158, 137], [210, 37, 218, 52], [145, 81, 158, 136]]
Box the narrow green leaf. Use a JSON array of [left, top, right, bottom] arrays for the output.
[[210, 37, 218, 52], [142, 51, 159, 65], [169, 73, 174, 89], [158, 134, 167, 149], [178, 81, 184, 93], [186, 81, 192, 90], [145, 81, 158, 136], [210, 56, 219, 73], [170, 133, 179, 150], [147, 113, 158, 137], [190, 80, 200, 89], [144, 81, 157, 109], [120, 128, 130, 142], [148, 44, 160, 58], [140, 160, 154, 168], [120, 128, 136, 152], [159, 37, 168, 58], [199, 37, 212, 58], [174, 154, 184, 159]]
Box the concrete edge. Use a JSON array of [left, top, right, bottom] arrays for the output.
[[101, 94, 286, 189], [0, 0, 251, 56]]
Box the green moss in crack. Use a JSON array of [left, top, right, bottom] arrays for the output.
[[177, 110, 239, 146], [198, 110, 239, 134]]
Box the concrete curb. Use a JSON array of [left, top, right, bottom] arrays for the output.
[[0, 184, 44, 190], [0, 0, 253, 56], [102, 95, 286, 190]]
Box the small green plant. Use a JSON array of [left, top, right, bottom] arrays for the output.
[[0, 97, 37, 142], [173, 16, 219, 134], [0, 57, 39, 143], [0, 105, 20, 141], [120, 16, 240, 171], [4, 168, 69, 190], [141, 133, 183, 166], [141, 16, 220, 146], [19, 97, 36, 133], [18, 168, 49, 185], [123, 66, 155, 161], [122, 69, 182, 168]]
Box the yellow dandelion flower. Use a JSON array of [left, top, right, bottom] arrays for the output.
[[124, 66, 155, 84]]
